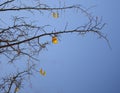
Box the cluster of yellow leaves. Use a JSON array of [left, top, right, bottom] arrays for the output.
[[39, 12, 59, 78], [52, 36, 58, 44], [51, 12, 59, 44], [52, 12, 59, 18], [39, 68, 46, 76]]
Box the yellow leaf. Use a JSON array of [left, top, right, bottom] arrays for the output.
[[39, 68, 46, 76], [52, 12, 59, 18], [15, 87, 19, 93], [40, 68, 43, 74], [40, 68, 43, 75], [52, 36, 58, 44], [43, 71, 46, 76]]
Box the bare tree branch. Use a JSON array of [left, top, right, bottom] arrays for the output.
[[0, 0, 110, 93], [0, 0, 15, 7], [0, 64, 35, 93]]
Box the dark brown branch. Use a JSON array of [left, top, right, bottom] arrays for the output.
[[0, 65, 35, 93], [0, 0, 15, 7], [0, 29, 108, 49], [0, 5, 85, 12]]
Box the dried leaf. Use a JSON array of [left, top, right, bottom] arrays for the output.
[[52, 36, 58, 44], [39, 68, 46, 76], [52, 12, 59, 18], [15, 87, 19, 93]]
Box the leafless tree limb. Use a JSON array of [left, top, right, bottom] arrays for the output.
[[0, 0, 110, 93], [0, 64, 35, 93]]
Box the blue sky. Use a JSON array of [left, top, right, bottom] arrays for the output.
[[29, 0, 120, 93], [0, 0, 120, 93]]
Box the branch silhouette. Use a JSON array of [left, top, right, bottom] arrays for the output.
[[0, 0, 110, 93]]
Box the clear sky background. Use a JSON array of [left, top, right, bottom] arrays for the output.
[[0, 0, 120, 93]]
